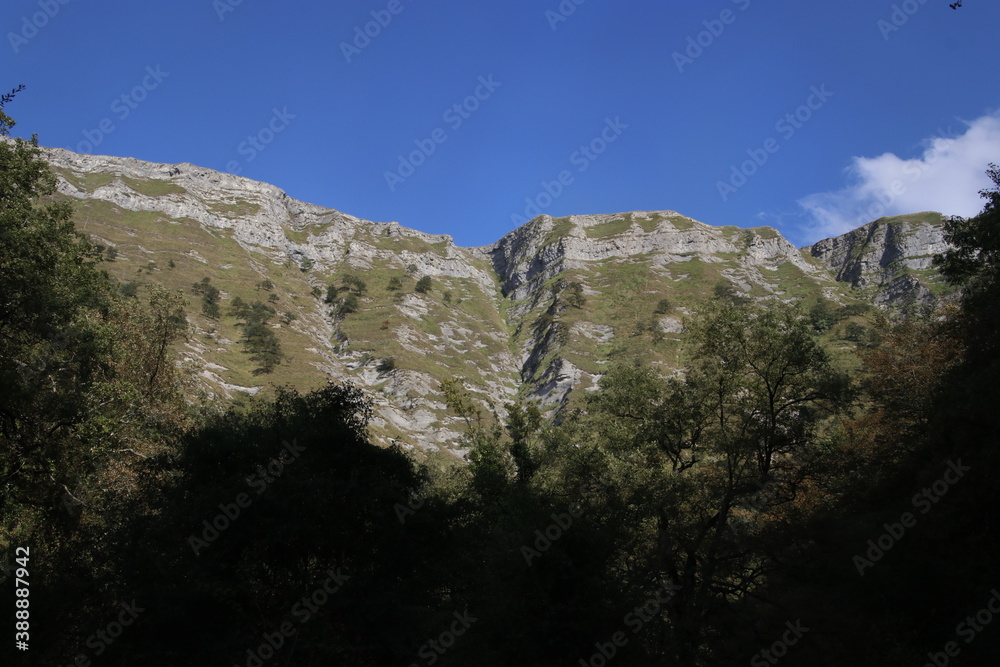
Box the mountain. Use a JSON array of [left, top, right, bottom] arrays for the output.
[[40, 146, 956, 455], [804, 211, 953, 306]]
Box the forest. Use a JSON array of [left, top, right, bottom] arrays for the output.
[[2, 93, 999, 666]]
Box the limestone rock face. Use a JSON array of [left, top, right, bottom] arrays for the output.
[[805, 214, 953, 305], [36, 145, 957, 453]]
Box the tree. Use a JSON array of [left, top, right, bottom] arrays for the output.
[[415, 276, 432, 294], [338, 293, 360, 316], [689, 300, 845, 479], [387, 276, 403, 291], [565, 281, 586, 308], [843, 321, 868, 343], [809, 298, 837, 332], [654, 298, 672, 315], [934, 165, 1000, 369], [232, 300, 281, 374], [191, 277, 220, 318], [0, 89, 114, 481], [570, 299, 846, 662]]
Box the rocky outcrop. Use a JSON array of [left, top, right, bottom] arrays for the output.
[[36, 145, 958, 453], [805, 213, 953, 306]]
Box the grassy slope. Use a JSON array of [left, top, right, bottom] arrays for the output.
[[62, 176, 888, 445]]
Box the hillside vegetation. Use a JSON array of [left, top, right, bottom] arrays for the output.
[[3, 102, 996, 665]]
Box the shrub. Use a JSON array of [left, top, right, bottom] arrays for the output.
[[192, 277, 221, 319], [339, 293, 360, 315], [566, 282, 586, 308], [844, 321, 868, 343], [415, 276, 432, 294], [809, 300, 837, 333], [342, 274, 366, 294]]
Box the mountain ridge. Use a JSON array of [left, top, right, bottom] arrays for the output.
[[35, 143, 956, 454]]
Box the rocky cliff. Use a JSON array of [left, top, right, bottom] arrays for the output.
[[39, 146, 955, 454], [804, 212, 954, 306]]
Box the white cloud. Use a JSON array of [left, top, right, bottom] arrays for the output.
[[798, 111, 1000, 241]]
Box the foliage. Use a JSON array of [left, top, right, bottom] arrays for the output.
[[338, 293, 360, 316], [191, 276, 221, 318], [565, 281, 586, 308], [231, 299, 282, 374], [6, 103, 1000, 667], [809, 298, 837, 332], [415, 275, 432, 293]]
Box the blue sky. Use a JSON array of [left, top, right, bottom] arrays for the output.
[[4, 0, 999, 247]]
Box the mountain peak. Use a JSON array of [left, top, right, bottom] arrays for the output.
[[38, 145, 955, 453]]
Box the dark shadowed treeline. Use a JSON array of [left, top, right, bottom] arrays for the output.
[[3, 98, 999, 666]]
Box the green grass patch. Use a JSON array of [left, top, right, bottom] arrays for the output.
[[636, 214, 664, 233], [122, 176, 186, 197], [668, 215, 696, 231], [54, 168, 115, 191], [543, 217, 574, 246], [586, 218, 632, 239], [208, 199, 261, 219]]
